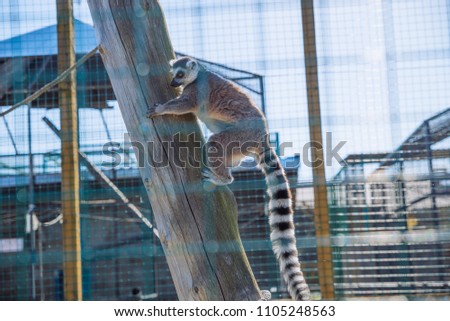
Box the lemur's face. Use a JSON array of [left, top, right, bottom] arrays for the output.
[[170, 58, 199, 88]]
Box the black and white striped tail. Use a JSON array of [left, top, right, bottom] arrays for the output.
[[259, 148, 310, 301]]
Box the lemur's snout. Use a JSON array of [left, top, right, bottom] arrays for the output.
[[170, 79, 182, 87]]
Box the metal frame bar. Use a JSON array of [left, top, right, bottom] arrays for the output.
[[301, 0, 335, 300], [57, 0, 82, 301]]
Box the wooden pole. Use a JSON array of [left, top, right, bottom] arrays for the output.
[[86, 0, 260, 300], [57, 0, 82, 300], [301, 0, 335, 300]]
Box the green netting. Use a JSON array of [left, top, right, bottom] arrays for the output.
[[0, 0, 449, 301]]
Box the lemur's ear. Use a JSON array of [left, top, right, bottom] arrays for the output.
[[186, 60, 197, 70], [169, 59, 176, 67]]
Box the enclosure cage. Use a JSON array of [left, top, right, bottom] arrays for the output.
[[0, 0, 449, 301]]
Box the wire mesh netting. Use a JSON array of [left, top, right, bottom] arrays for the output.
[[0, 0, 449, 301]]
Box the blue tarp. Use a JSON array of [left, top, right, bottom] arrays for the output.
[[0, 19, 97, 58]]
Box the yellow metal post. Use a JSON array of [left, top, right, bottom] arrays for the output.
[[301, 0, 335, 300], [57, 0, 82, 300]]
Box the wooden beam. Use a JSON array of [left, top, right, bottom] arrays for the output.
[[57, 0, 82, 301], [301, 0, 335, 300], [86, 0, 260, 300]]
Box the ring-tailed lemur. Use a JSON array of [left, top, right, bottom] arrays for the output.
[[147, 57, 310, 301]]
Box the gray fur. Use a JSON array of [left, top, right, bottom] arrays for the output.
[[147, 57, 310, 300]]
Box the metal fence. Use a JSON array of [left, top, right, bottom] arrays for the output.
[[0, 0, 449, 301]]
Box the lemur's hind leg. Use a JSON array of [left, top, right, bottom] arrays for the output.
[[202, 125, 265, 185], [201, 136, 234, 186]]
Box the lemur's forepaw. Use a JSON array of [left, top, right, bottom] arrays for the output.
[[146, 103, 160, 119], [201, 168, 233, 186]]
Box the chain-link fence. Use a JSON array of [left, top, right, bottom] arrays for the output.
[[0, 0, 449, 301]]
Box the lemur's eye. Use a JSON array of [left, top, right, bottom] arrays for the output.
[[176, 71, 185, 78]]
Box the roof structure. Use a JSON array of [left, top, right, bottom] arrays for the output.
[[0, 19, 97, 57], [0, 20, 114, 109], [332, 107, 450, 182]]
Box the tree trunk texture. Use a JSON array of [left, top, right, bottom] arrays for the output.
[[87, 0, 261, 300]]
